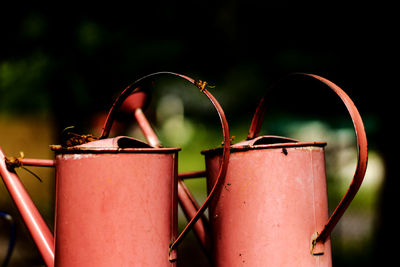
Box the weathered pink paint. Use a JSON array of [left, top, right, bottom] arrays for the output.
[[203, 139, 332, 266], [52, 138, 179, 266]]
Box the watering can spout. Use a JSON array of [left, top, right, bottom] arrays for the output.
[[0, 147, 55, 267]]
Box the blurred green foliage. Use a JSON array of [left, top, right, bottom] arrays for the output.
[[0, 53, 50, 113]]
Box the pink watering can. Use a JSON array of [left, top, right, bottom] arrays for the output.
[[0, 72, 230, 266], [198, 73, 368, 266]]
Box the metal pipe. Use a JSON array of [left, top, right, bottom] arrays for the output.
[[134, 108, 161, 148], [0, 148, 54, 267], [177, 179, 210, 253], [19, 159, 55, 167]]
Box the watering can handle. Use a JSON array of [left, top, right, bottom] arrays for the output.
[[99, 72, 230, 254], [248, 73, 368, 244]]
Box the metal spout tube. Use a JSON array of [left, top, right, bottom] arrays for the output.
[[0, 148, 54, 267]]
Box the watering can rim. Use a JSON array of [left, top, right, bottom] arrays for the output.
[[51, 136, 181, 154], [201, 135, 326, 155]]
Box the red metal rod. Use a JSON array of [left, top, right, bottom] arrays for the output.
[[0, 148, 54, 267], [19, 158, 55, 167], [177, 179, 210, 253], [134, 108, 161, 147]]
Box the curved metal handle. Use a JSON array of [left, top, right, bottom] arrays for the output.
[[99, 72, 230, 258], [248, 73, 368, 244]]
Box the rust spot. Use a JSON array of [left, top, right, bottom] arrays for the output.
[[5, 156, 23, 170], [5, 153, 43, 182], [310, 232, 325, 256], [224, 183, 231, 191], [221, 136, 235, 146], [239, 253, 245, 263]]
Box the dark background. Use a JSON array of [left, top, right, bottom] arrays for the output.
[[0, 3, 397, 266]]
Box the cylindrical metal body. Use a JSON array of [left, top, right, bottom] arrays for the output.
[[203, 141, 332, 267], [54, 146, 179, 266]]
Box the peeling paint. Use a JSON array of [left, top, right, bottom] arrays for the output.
[[57, 154, 98, 160]]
